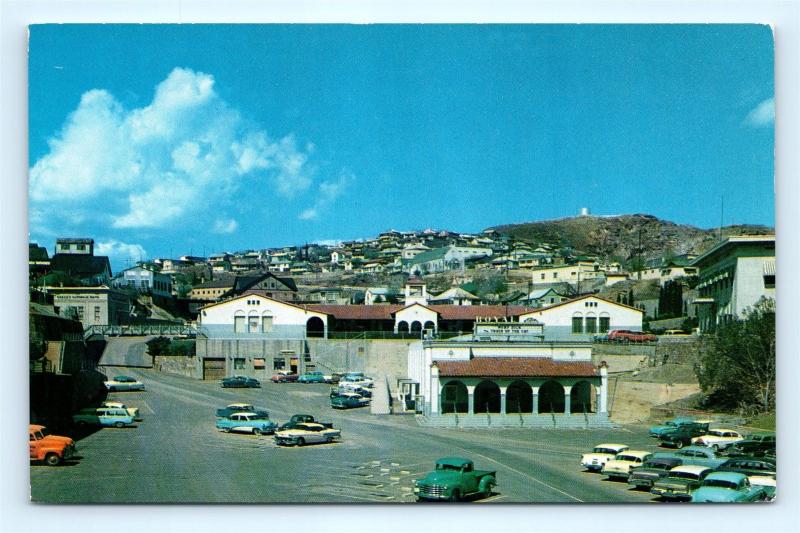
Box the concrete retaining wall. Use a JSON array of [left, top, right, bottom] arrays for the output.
[[153, 355, 197, 378], [417, 412, 613, 429], [608, 380, 701, 424]]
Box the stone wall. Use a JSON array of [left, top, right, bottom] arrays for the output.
[[653, 338, 701, 365], [154, 355, 197, 378]]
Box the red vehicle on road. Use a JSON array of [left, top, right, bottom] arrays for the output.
[[271, 370, 299, 383], [608, 329, 657, 343]]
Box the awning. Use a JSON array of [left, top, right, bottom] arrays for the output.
[[763, 259, 776, 276]]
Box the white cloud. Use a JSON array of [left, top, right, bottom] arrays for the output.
[[95, 239, 148, 263], [30, 67, 317, 230], [744, 97, 775, 127], [211, 218, 239, 234], [298, 170, 355, 221]]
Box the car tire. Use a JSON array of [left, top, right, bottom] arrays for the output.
[[114, 421, 125, 428], [483, 482, 495, 499], [711, 444, 719, 452], [253, 428, 263, 436], [223, 428, 231, 433], [297, 437, 306, 446], [44, 453, 61, 467], [449, 489, 461, 502], [676, 441, 684, 449]]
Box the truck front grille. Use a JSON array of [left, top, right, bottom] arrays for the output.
[[418, 484, 446, 497]]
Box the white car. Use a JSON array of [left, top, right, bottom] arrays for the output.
[[581, 443, 630, 472], [100, 401, 140, 419], [274, 422, 341, 446], [691, 429, 745, 451], [103, 375, 145, 391], [601, 450, 653, 480], [339, 373, 374, 388]]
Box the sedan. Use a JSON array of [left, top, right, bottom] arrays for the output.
[[215, 403, 270, 418], [215, 413, 277, 435], [271, 370, 298, 383], [104, 375, 145, 392], [331, 392, 370, 409], [297, 371, 326, 383], [221, 376, 261, 388], [274, 422, 341, 446]]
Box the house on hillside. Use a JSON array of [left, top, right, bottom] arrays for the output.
[[49, 238, 112, 286], [428, 287, 481, 306]]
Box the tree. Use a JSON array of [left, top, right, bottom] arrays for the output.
[[146, 336, 171, 356], [694, 298, 775, 413]]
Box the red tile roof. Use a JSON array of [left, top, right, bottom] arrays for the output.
[[434, 357, 598, 378], [306, 304, 535, 321], [307, 304, 402, 320], [429, 305, 533, 320]]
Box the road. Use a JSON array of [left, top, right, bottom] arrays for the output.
[[31, 368, 667, 503]]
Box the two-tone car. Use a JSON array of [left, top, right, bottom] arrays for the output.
[[339, 372, 374, 388], [649, 417, 709, 439], [270, 370, 298, 383], [330, 391, 370, 409], [716, 457, 776, 478], [215, 412, 277, 435], [748, 476, 776, 502], [72, 407, 135, 428], [215, 403, 270, 419], [580, 443, 630, 472], [100, 401, 140, 420], [654, 445, 729, 469], [601, 450, 653, 480], [659, 425, 708, 449], [274, 422, 341, 446], [221, 376, 261, 388], [691, 428, 745, 451], [650, 465, 713, 501], [724, 432, 776, 458], [104, 375, 145, 391], [297, 371, 326, 384], [690, 472, 769, 502], [627, 457, 684, 490]]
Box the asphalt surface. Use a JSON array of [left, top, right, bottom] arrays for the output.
[[31, 367, 671, 504]]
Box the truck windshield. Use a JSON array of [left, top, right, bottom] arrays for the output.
[[437, 464, 464, 471]]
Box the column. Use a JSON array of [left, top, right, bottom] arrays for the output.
[[531, 387, 539, 415], [467, 385, 475, 414], [599, 362, 609, 414], [563, 384, 572, 415], [500, 392, 507, 415], [430, 364, 440, 415]]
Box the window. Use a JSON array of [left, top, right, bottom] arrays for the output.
[[585, 316, 597, 334], [254, 358, 266, 370], [248, 316, 260, 333], [540, 273, 545, 280], [262, 315, 273, 332], [76, 244, 86, 251], [233, 358, 245, 370], [572, 316, 583, 334], [764, 275, 775, 288], [599, 316, 610, 333], [273, 357, 285, 370], [94, 306, 101, 321], [234, 316, 246, 333], [552, 272, 557, 279]]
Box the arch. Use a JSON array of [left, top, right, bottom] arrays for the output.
[[410, 321, 422, 333], [423, 320, 436, 331], [506, 380, 533, 413], [306, 316, 325, 338], [397, 320, 409, 333], [570, 380, 596, 414], [538, 380, 565, 413], [474, 380, 501, 414], [441, 380, 468, 414]]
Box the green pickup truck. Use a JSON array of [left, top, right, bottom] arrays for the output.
[[413, 457, 496, 502]]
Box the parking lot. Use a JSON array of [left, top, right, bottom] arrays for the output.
[[32, 367, 675, 503]]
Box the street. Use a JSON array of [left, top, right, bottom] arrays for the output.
[[31, 368, 665, 503]]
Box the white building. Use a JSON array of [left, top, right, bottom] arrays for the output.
[[519, 295, 644, 340]]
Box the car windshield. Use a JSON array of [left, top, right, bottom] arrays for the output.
[[670, 471, 701, 480], [616, 455, 640, 462], [703, 479, 739, 490], [708, 430, 725, 437], [643, 461, 673, 470], [593, 447, 618, 454], [437, 464, 464, 471]]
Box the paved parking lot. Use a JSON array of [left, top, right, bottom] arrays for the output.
[[31, 367, 670, 503]]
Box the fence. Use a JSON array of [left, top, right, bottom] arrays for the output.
[[85, 324, 196, 338]]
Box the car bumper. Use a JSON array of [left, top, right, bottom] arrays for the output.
[[651, 487, 692, 500], [413, 486, 450, 500], [581, 461, 604, 471], [629, 477, 657, 489], [602, 469, 630, 479]]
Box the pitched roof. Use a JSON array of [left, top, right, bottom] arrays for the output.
[[29, 243, 49, 261], [49, 254, 111, 278], [523, 294, 644, 315], [430, 287, 480, 301], [435, 357, 598, 378], [304, 304, 535, 321], [408, 246, 450, 265], [193, 275, 237, 289], [431, 305, 533, 320], [308, 304, 402, 320]]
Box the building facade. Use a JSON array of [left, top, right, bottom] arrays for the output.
[[113, 265, 173, 298], [519, 295, 644, 341], [47, 286, 132, 328]]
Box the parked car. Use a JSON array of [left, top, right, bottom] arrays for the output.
[[627, 457, 684, 490], [607, 330, 657, 343], [663, 329, 691, 336], [724, 432, 776, 458], [339, 372, 374, 388], [659, 425, 708, 449], [100, 401, 140, 420], [215, 412, 277, 435], [413, 457, 497, 502], [691, 428, 745, 451], [649, 417, 710, 438], [104, 375, 145, 391], [748, 476, 776, 502], [654, 446, 728, 469], [580, 443, 630, 472], [221, 376, 261, 388], [650, 465, 713, 501], [278, 414, 334, 431], [274, 422, 341, 446], [690, 472, 769, 502], [29, 424, 77, 466], [270, 370, 298, 383], [716, 458, 776, 478], [332, 383, 373, 398], [601, 450, 653, 480], [322, 373, 341, 384], [72, 407, 135, 428], [297, 371, 326, 384], [215, 403, 269, 418], [331, 392, 370, 409]]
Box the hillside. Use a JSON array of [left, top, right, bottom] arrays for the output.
[[489, 214, 772, 263]]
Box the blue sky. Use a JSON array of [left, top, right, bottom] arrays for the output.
[[28, 24, 774, 270]]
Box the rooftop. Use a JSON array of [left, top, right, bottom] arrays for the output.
[[434, 357, 598, 378]]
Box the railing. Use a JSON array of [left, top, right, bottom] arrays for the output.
[[327, 330, 423, 340], [84, 323, 196, 338]]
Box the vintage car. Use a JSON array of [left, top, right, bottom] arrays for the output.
[[221, 376, 261, 388], [607, 329, 657, 343], [650, 465, 713, 501], [690, 472, 769, 502], [331, 383, 373, 398], [627, 457, 684, 489], [691, 428, 745, 451], [274, 422, 341, 446], [72, 407, 135, 428], [339, 372, 374, 388], [215, 403, 270, 418], [322, 373, 341, 384], [659, 425, 708, 448], [649, 417, 709, 438], [748, 476, 777, 501], [215, 412, 277, 435], [278, 414, 334, 431], [330, 391, 370, 409], [580, 443, 630, 472], [297, 371, 326, 384], [270, 370, 298, 383], [104, 375, 145, 391], [413, 457, 497, 502], [29, 424, 77, 466], [716, 457, 776, 478], [100, 401, 140, 420], [601, 450, 653, 480], [655, 445, 728, 469], [725, 432, 776, 458]]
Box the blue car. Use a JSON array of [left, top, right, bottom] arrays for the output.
[[298, 371, 326, 383], [690, 472, 769, 502], [72, 407, 135, 428], [215, 412, 277, 435], [221, 376, 261, 388]]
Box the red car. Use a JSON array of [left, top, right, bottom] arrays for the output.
[[271, 370, 299, 383], [607, 329, 657, 343]]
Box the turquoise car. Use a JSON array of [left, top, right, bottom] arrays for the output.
[[215, 412, 278, 435], [298, 371, 326, 383], [654, 446, 728, 469], [690, 472, 768, 502], [72, 407, 135, 428], [649, 418, 707, 438]]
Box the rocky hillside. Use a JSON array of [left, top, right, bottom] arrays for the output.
[[489, 214, 772, 263]]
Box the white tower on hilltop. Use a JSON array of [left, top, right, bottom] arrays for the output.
[[579, 207, 591, 217]]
